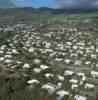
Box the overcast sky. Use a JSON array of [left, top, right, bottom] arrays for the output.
[[0, 0, 98, 9]]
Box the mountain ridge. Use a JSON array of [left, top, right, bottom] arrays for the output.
[[0, 7, 98, 14]]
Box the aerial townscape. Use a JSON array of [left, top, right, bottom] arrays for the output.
[[0, 6, 98, 100]]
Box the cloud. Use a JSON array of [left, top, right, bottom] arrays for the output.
[[11, 0, 35, 7], [0, 0, 15, 8], [13, 0, 98, 9], [56, 0, 98, 9], [0, 0, 98, 9]]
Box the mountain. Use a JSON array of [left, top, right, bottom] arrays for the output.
[[0, 7, 98, 14], [0, 0, 15, 8], [0, 7, 98, 24]]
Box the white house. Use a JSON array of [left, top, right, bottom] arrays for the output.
[[64, 59, 71, 64], [23, 63, 30, 69], [42, 83, 58, 94], [40, 64, 49, 70], [74, 95, 87, 100], [57, 75, 64, 81], [56, 90, 69, 98], [76, 72, 85, 77], [12, 49, 19, 54], [0, 50, 4, 54], [28, 47, 34, 53], [33, 68, 42, 73], [27, 79, 40, 85], [71, 84, 78, 90], [85, 83, 95, 89], [45, 73, 54, 78], [91, 71, 98, 78], [69, 79, 78, 84], [74, 60, 82, 66], [5, 59, 13, 64], [64, 70, 74, 76], [0, 57, 5, 61]]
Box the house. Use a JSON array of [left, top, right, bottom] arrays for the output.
[[0, 50, 4, 54], [74, 60, 82, 66], [85, 83, 95, 89], [64, 59, 71, 64], [82, 76, 86, 81], [57, 75, 64, 81], [23, 63, 30, 69], [91, 71, 98, 78], [76, 72, 85, 77], [71, 84, 78, 90], [66, 42, 72, 46], [85, 61, 91, 65], [33, 59, 41, 65], [57, 83, 62, 88], [72, 45, 78, 50], [64, 70, 74, 76], [5, 55, 12, 59], [40, 64, 50, 70], [96, 63, 98, 68], [5, 59, 13, 64], [42, 83, 58, 94], [0, 45, 6, 50], [12, 49, 19, 54], [69, 79, 78, 84], [0, 57, 5, 61], [45, 73, 54, 78], [74, 95, 87, 100], [27, 79, 40, 85], [28, 47, 34, 53], [55, 58, 63, 62], [33, 68, 42, 73], [56, 90, 69, 98], [91, 54, 96, 59]]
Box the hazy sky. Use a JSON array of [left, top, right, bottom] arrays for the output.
[[0, 0, 98, 9]]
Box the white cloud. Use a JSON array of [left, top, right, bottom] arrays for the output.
[[56, 0, 98, 8]]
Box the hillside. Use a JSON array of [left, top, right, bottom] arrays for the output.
[[0, 7, 98, 100], [0, 7, 98, 24]]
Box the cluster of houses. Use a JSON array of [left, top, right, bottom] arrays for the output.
[[0, 22, 98, 100]]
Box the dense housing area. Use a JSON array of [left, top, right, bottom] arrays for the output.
[[0, 8, 98, 100]]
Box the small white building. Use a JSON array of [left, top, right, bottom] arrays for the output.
[[5, 59, 13, 64], [5, 55, 12, 59], [0, 50, 4, 54], [42, 83, 58, 94], [91, 71, 98, 78], [64, 70, 74, 76], [76, 72, 85, 77], [74, 60, 82, 66], [57, 83, 62, 88], [64, 59, 71, 64], [28, 47, 34, 53], [40, 64, 49, 70], [85, 61, 91, 65], [0, 57, 5, 61], [55, 58, 63, 62], [12, 49, 19, 54], [33, 68, 42, 73], [33, 59, 41, 65], [45, 73, 54, 78], [81, 76, 86, 83], [56, 90, 69, 98], [74, 95, 87, 100], [57, 75, 64, 81], [71, 84, 78, 90], [23, 63, 30, 68], [69, 79, 78, 84], [85, 83, 95, 89], [27, 79, 40, 85]]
